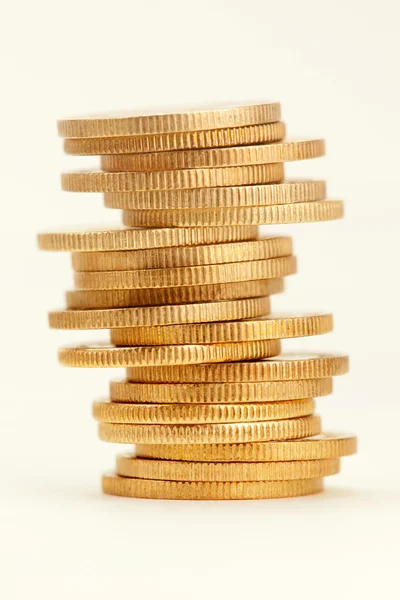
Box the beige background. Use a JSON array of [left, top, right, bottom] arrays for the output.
[[1, 0, 399, 598]]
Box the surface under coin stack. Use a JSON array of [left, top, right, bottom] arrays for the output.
[[39, 103, 357, 500]]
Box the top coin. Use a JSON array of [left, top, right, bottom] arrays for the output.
[[57, 103, 281, 138]]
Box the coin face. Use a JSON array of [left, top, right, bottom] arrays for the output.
[[57, 102, 281, 137]]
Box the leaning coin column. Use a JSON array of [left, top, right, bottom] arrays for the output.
[[39, 103, 357, 500]]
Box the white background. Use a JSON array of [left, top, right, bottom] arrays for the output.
[[1, 0, 399, 598]]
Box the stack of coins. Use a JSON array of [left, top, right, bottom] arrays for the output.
[[39, 103, 357, 500]]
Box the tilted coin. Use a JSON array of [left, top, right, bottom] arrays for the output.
[[122, 200, 344, 227], [102, 474, 324, 500], [38, 225, 257, 252], [98, 414, 321, 444], [136, 433, 357, 462], [61, 163, 284, 192], [101, 139, 325, 172], [58, 339, 281, 368], [66, 279, 284, 309], [71, 237, 293, 271], [92, 398, 315, 424], [58, 103, 281, 138], [110, 313, 333, 345], [49, 296, 271, 330], [104, 180, 326, 210], [64, 122, 286, 155], [109, 378, 333, 404], [115, 455, 339, 481], [74, 256, 297, 290], [126, 352, 349, 382]]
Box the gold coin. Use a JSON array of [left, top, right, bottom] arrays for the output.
[[98, 414, 321, 444], [74, 256, 297, 290], [137, 433, 357, 462], [58, 339, 281, 368], [93, 398, 315, 424], [38, 225, 257, 252], [102, 474, 324, 500], [126, 352, 349, 382], [110, 378, 333, 404], [110, 313, 333, 345], [116, 455, 339, 481], [61, 164, 284, 193], [66, 279, 284, 309], [57, 103, 281, 138], [102, 139, 325, 172], [122, 200, 344, 227], [49, 296, 271, 330], [64, 122, 286, 155], [72, 237, 292, 271], [104, 180, 326, 210]]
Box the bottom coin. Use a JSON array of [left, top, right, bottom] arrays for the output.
[[115, 455, 340, 481], [102, 473, 324, 500]]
